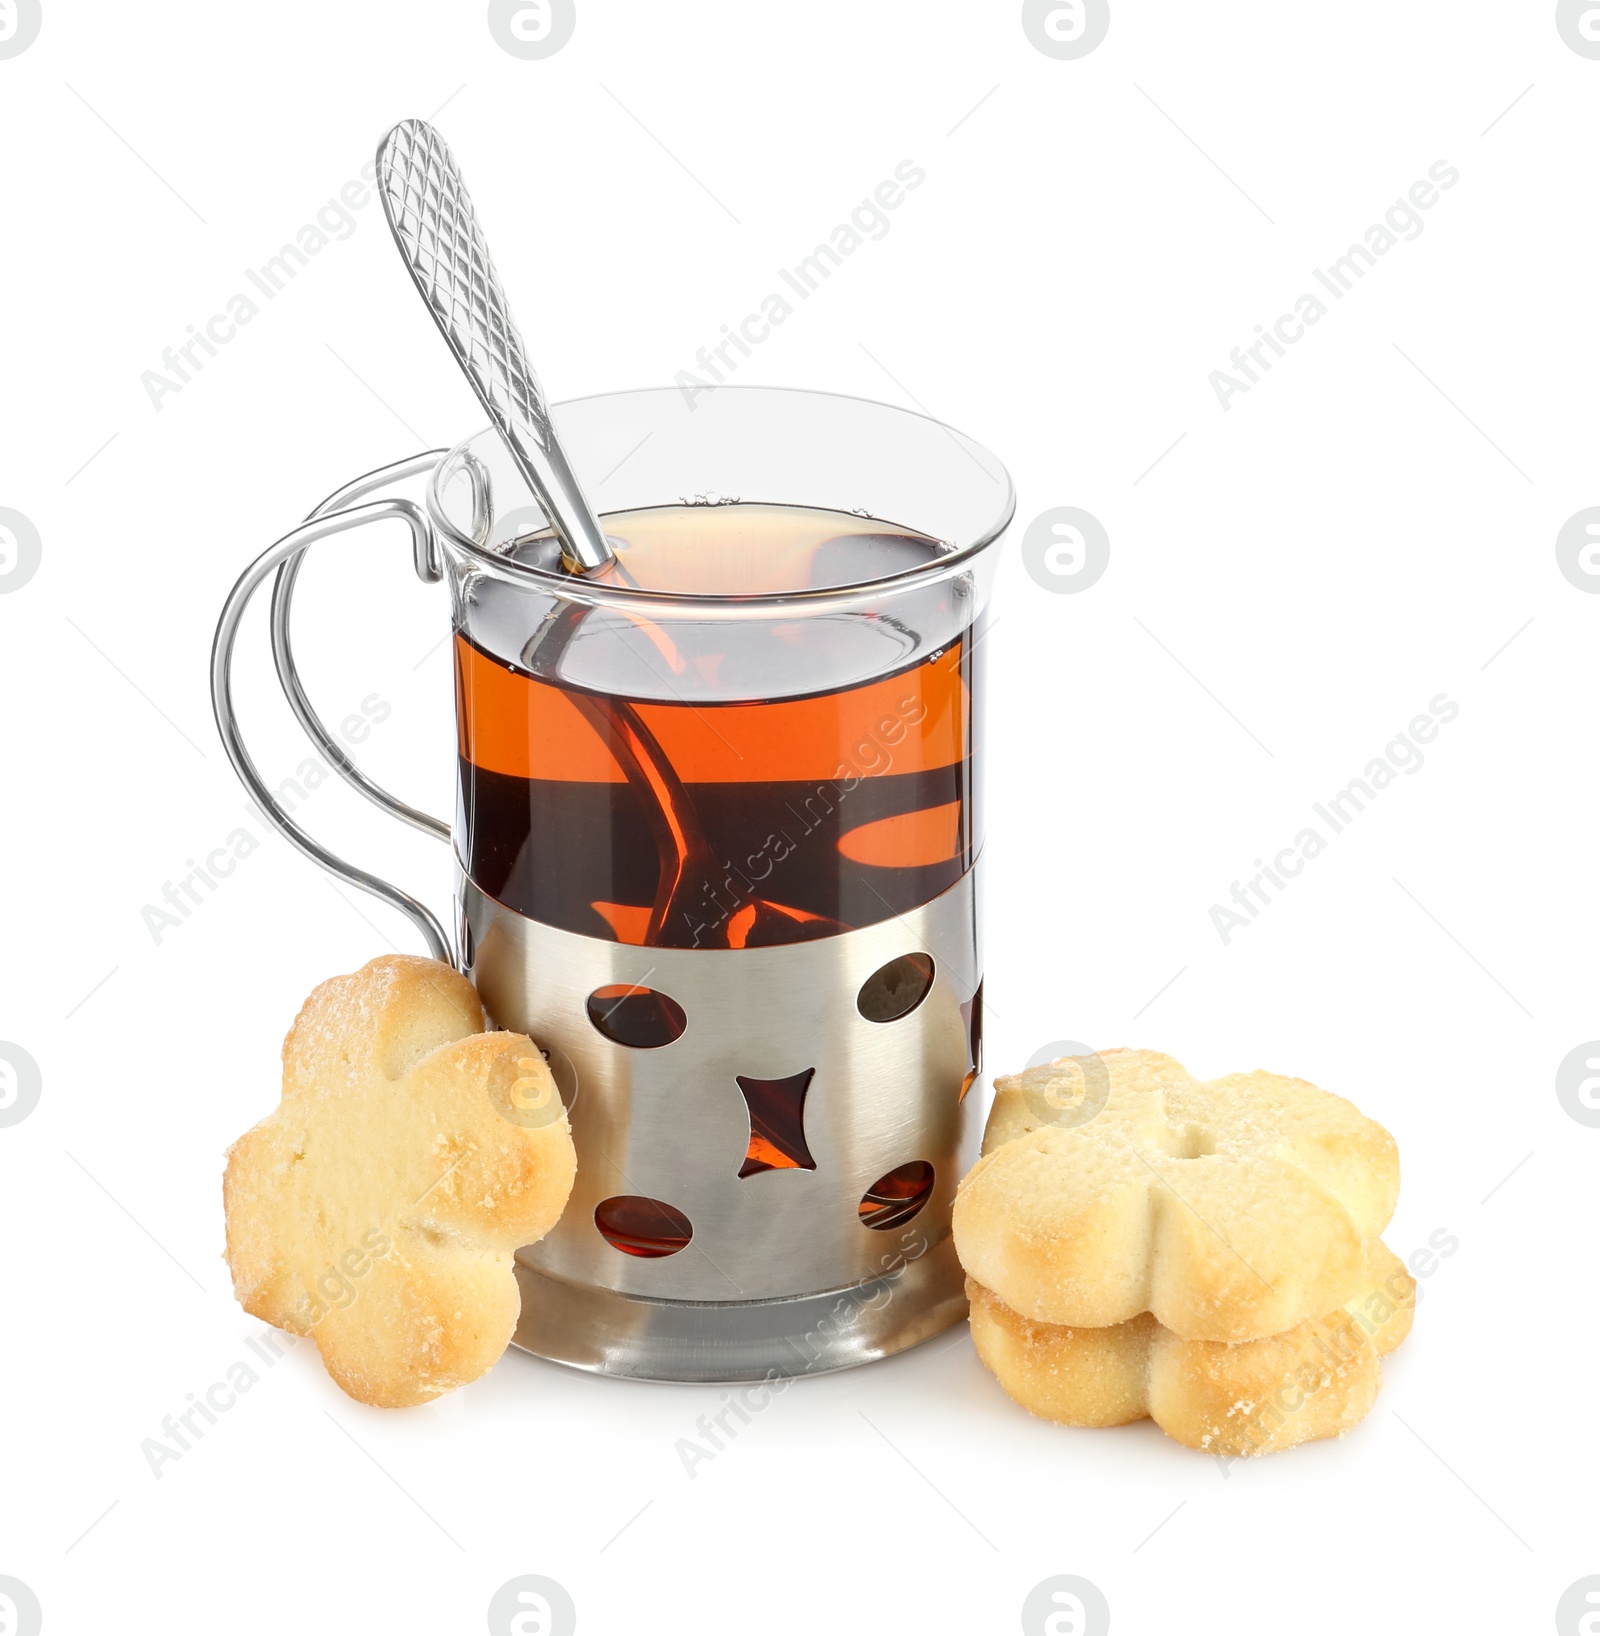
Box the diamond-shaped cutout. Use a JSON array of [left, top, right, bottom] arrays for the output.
[[736, 1068, 817, 1177]]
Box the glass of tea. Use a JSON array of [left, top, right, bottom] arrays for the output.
[[215, 385, 1013, 1382]]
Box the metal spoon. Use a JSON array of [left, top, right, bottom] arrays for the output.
[[376, 118, 615, 575]]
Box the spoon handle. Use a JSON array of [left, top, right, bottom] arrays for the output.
[[376, 118, 614, 574]]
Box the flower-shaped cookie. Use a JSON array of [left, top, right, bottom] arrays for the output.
[[223, 956, 576, 1407], [953, 1049, 1399, 1342], [967, 1241, 1416, 1456]]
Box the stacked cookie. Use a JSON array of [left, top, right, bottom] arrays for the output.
[[953, 1049, 1412, 1456]]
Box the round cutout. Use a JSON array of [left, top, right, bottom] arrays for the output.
[[594, 1195, 693, 1258], [586, 984, 687, 1048], [857, 954, 935, 1023], [858, 1161, 935, 1231]]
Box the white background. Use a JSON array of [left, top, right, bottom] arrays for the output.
[[1, 2, 1595, 1632]]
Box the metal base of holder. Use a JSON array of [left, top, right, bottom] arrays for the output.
[[510, 1235, 969, 1384]]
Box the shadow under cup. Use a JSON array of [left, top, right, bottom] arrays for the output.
[[427, 386, 1013, 1381]]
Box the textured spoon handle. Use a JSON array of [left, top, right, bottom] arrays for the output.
[[377, 118, 613, 573]]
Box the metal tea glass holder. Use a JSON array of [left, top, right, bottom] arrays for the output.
[[212, 384, 1013, 1382]]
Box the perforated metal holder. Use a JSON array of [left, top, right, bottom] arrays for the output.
[[468, 867, 983, 1381]]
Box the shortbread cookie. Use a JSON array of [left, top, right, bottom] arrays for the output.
[[954, 1049, 1399, 1341], [968, 1242, 1415, 1455], [223, 956, 576, 1407]]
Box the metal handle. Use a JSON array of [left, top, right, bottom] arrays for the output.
[[209, 450, 458, 965]]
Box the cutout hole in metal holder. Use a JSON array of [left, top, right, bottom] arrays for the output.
[[859, 1161, 936, 1230], [857, 954, 936, 1023], [585, 985, 688, 1048], [736, 1068, 818, 1177], [594, 1195, 693, 1258]]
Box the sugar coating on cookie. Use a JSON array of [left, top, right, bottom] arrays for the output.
[[223, 955, 577, 1407], [954, 1048, 1400, 1342], [967, 1242, 1416, 1456]]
